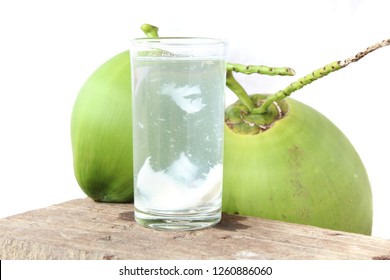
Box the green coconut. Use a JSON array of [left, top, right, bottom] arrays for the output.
[[222, 95, 372, 234], [219, 43, 390, 234], [71, 51, 133, 202]]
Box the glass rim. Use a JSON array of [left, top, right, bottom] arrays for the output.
[[131, 37, 226, 46]]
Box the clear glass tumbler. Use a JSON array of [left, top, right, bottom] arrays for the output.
[[130, 37, 226, 230]]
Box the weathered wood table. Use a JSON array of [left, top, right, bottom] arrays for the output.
[[0, 198, 389, 260]]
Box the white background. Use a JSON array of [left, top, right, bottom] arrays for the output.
[[0, 0, 389, 239]]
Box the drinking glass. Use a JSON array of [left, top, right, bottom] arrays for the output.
[[130, 37, 226, 230]]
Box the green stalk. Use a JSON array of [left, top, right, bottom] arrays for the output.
[[253, 61, 341, 114], [141, 24, 159, 38], [225, 63, 296, 112], [255, 38, 390, 114], [226, 70, 255, 112], [226, 62, 295, 76]]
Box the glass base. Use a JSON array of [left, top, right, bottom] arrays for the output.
[[134, 207, 221, 231]]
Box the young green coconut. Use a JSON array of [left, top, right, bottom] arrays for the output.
[[223, 40, 390, 235], [71, 50, 133, 202], [223, 96, 373, 234], [222, 39, 390, 234], [71, 24, 389, 234]]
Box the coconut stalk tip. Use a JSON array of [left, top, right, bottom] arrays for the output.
[[141, 23, 159, 38], [255, 37, 390, 114], [339, 38, 390, 67]]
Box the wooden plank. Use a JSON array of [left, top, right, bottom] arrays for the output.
[[0, 198, 389, 260]]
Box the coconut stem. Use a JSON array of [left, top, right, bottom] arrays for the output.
[[141, 24, 159, 38], [226, 70, 255, 112], [340, 38, 390, 67], [226, 63, 296, 112], [255, 38, 390, 114], [226, 63, 295, 76]]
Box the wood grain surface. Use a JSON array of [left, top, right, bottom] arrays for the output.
[[1, 198, 389, 260]]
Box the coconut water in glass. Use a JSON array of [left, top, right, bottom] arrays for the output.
[[130, 37, 226, 230]]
